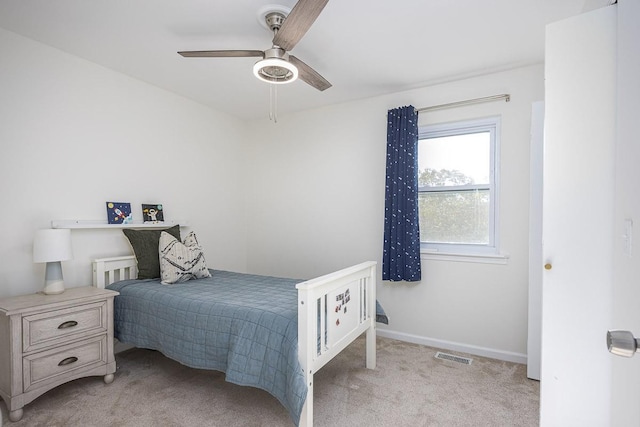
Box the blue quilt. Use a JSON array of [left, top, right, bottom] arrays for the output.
[[107, 269, 388, 426], [107, 270, 307, 425]]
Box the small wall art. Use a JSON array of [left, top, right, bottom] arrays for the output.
[[142, 204, 164, 223], [106, 201, 133, 224]]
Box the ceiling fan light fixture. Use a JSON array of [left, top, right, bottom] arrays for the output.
[[253, 58, 298, 84]]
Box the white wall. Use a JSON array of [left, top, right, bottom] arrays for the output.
[[246, 65, 544, 361], [611, 0, 640, 424], [0, 25, 543, 361], [0, 28, 249, 297]]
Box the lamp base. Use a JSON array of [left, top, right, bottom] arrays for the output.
[[43, 279, 65, 295], [43, 261, 65, 295]]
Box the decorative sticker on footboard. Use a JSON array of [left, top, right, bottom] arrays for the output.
[[328, 284, 359, 347]]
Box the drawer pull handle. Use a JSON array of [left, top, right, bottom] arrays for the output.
[[58, 320, 78, 329], [58, 356, 78, 366]]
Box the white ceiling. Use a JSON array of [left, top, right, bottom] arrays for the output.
[[0, 0, 592, 120]]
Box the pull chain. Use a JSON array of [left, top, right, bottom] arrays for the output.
[[269, 84, 278, 123]]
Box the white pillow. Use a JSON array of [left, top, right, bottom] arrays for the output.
[[159, 231, 211, 285]]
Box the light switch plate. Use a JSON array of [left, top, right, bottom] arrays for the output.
[[623, 218, 633, 257]]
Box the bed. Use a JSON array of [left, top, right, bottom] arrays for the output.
[[92, 254, 379, 426]]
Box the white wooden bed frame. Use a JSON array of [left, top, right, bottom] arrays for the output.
[[92, 255, 377, 427]]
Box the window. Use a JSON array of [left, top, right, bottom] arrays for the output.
[[418, 117, 500, 255]]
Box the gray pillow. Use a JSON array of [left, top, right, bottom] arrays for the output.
[[123, 225, 181, 279]]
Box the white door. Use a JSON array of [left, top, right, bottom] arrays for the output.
[[540, 5, 616, 426], [527, 101, 544, 381], [610, 0, 640, 425], [541, 2, 640, 425]]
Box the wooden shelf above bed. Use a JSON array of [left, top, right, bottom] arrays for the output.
[[51, 220, 187, 229]]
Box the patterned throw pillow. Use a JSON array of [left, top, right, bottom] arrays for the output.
[[159, 231, 211, 285]]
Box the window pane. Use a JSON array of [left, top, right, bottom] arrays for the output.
[[419, 190, 489, 244], [418, 132, 490, 186]]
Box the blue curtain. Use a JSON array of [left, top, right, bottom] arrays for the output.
[[383, 105, 421, 281]]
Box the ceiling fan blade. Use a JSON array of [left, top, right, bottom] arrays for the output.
[[290, 55, 331, 91], [272, 0, 329, 52], [178, 50, 264, 58]]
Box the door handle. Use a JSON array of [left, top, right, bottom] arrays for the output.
[[607, 330, 639, 357]]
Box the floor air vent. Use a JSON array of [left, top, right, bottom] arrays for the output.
[[435, 351, 473, 365]]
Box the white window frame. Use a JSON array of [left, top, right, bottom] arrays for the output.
[[418, 116, 502, 261]]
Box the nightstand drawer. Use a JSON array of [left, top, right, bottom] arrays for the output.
[[23, 301, 107, 352], [23, 335, 107, 392]]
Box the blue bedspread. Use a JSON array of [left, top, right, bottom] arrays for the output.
[[107, 270, 307, 425]]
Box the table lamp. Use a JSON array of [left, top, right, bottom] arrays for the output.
[[33, 229, 73, 295]]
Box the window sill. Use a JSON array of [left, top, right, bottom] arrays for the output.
[[420, 250, 509, 265]]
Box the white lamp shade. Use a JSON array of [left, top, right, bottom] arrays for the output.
[[33, 229, 73, 263]]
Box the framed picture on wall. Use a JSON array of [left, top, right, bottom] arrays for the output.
[[106, 201, 133, 224], [142, 204, 164, 223]]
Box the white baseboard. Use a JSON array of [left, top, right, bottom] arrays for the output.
[[376, 329, 528, 365]]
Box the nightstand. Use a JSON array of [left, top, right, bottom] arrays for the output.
[[0, 286, 119, 422]]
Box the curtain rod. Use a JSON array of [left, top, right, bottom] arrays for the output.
[[415, 94, 510, 114]]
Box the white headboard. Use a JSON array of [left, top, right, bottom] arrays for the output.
[[93, 255, 138, 288]]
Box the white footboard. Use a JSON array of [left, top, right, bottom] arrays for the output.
[[296, 261, 377, 427]]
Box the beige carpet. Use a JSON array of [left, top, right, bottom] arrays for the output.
[[2, 336, 539, 426]]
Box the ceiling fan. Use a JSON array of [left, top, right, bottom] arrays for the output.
[[178, 0, 331, 92]]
